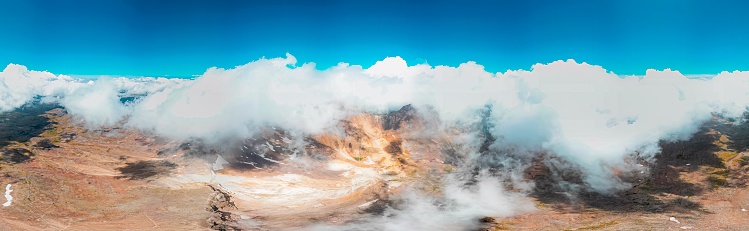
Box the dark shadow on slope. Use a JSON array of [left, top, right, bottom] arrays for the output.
[[169, 129, 329, 171], [528, 122, 729, 213], [0, 103, 60, 148], [115, 160, 177, 180], [1, 147, 34, 164], [715, 112, 749, 152], [33, 138, 59, 150], [647, 125, 722, 196]]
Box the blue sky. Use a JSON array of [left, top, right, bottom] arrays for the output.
[[1, 0, 748, 77]]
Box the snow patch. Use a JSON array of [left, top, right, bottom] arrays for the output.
[[358, 199, 379, 208], [212, 155, 230, 171], [265, 141, 276, 152], [2, 184, 12, 207]]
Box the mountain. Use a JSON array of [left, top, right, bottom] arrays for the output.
[[0, 103, 748, 230]]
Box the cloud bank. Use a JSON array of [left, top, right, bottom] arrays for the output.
[[2, 54, 749, 200]]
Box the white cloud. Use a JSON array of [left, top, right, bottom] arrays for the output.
[[3, 54, 749, 199], [310, 175, 535, 231], [61, 77, 129, 127], [0, 64, 82, 112], [6, 55, 749, 229]]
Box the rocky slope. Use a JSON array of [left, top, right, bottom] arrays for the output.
[[0, 104, 748, 230]]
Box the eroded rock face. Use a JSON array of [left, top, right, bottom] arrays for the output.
[[230, 129, 306, 169], [383, 104, 416, 131], [206, 184, 241, 231]]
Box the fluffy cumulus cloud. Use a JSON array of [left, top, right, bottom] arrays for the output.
[[3, 54, 749, 194], [61, 78, 129, 127], [0, 64, 84, 112]]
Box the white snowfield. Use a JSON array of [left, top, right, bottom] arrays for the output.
[[212, 154, 229, 171], [2, 184, 12, 207]]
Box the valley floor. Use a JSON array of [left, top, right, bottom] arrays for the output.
[[1, 107, 748, 230]]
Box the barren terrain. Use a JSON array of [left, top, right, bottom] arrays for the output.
[[1, 105, 748, 230]]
